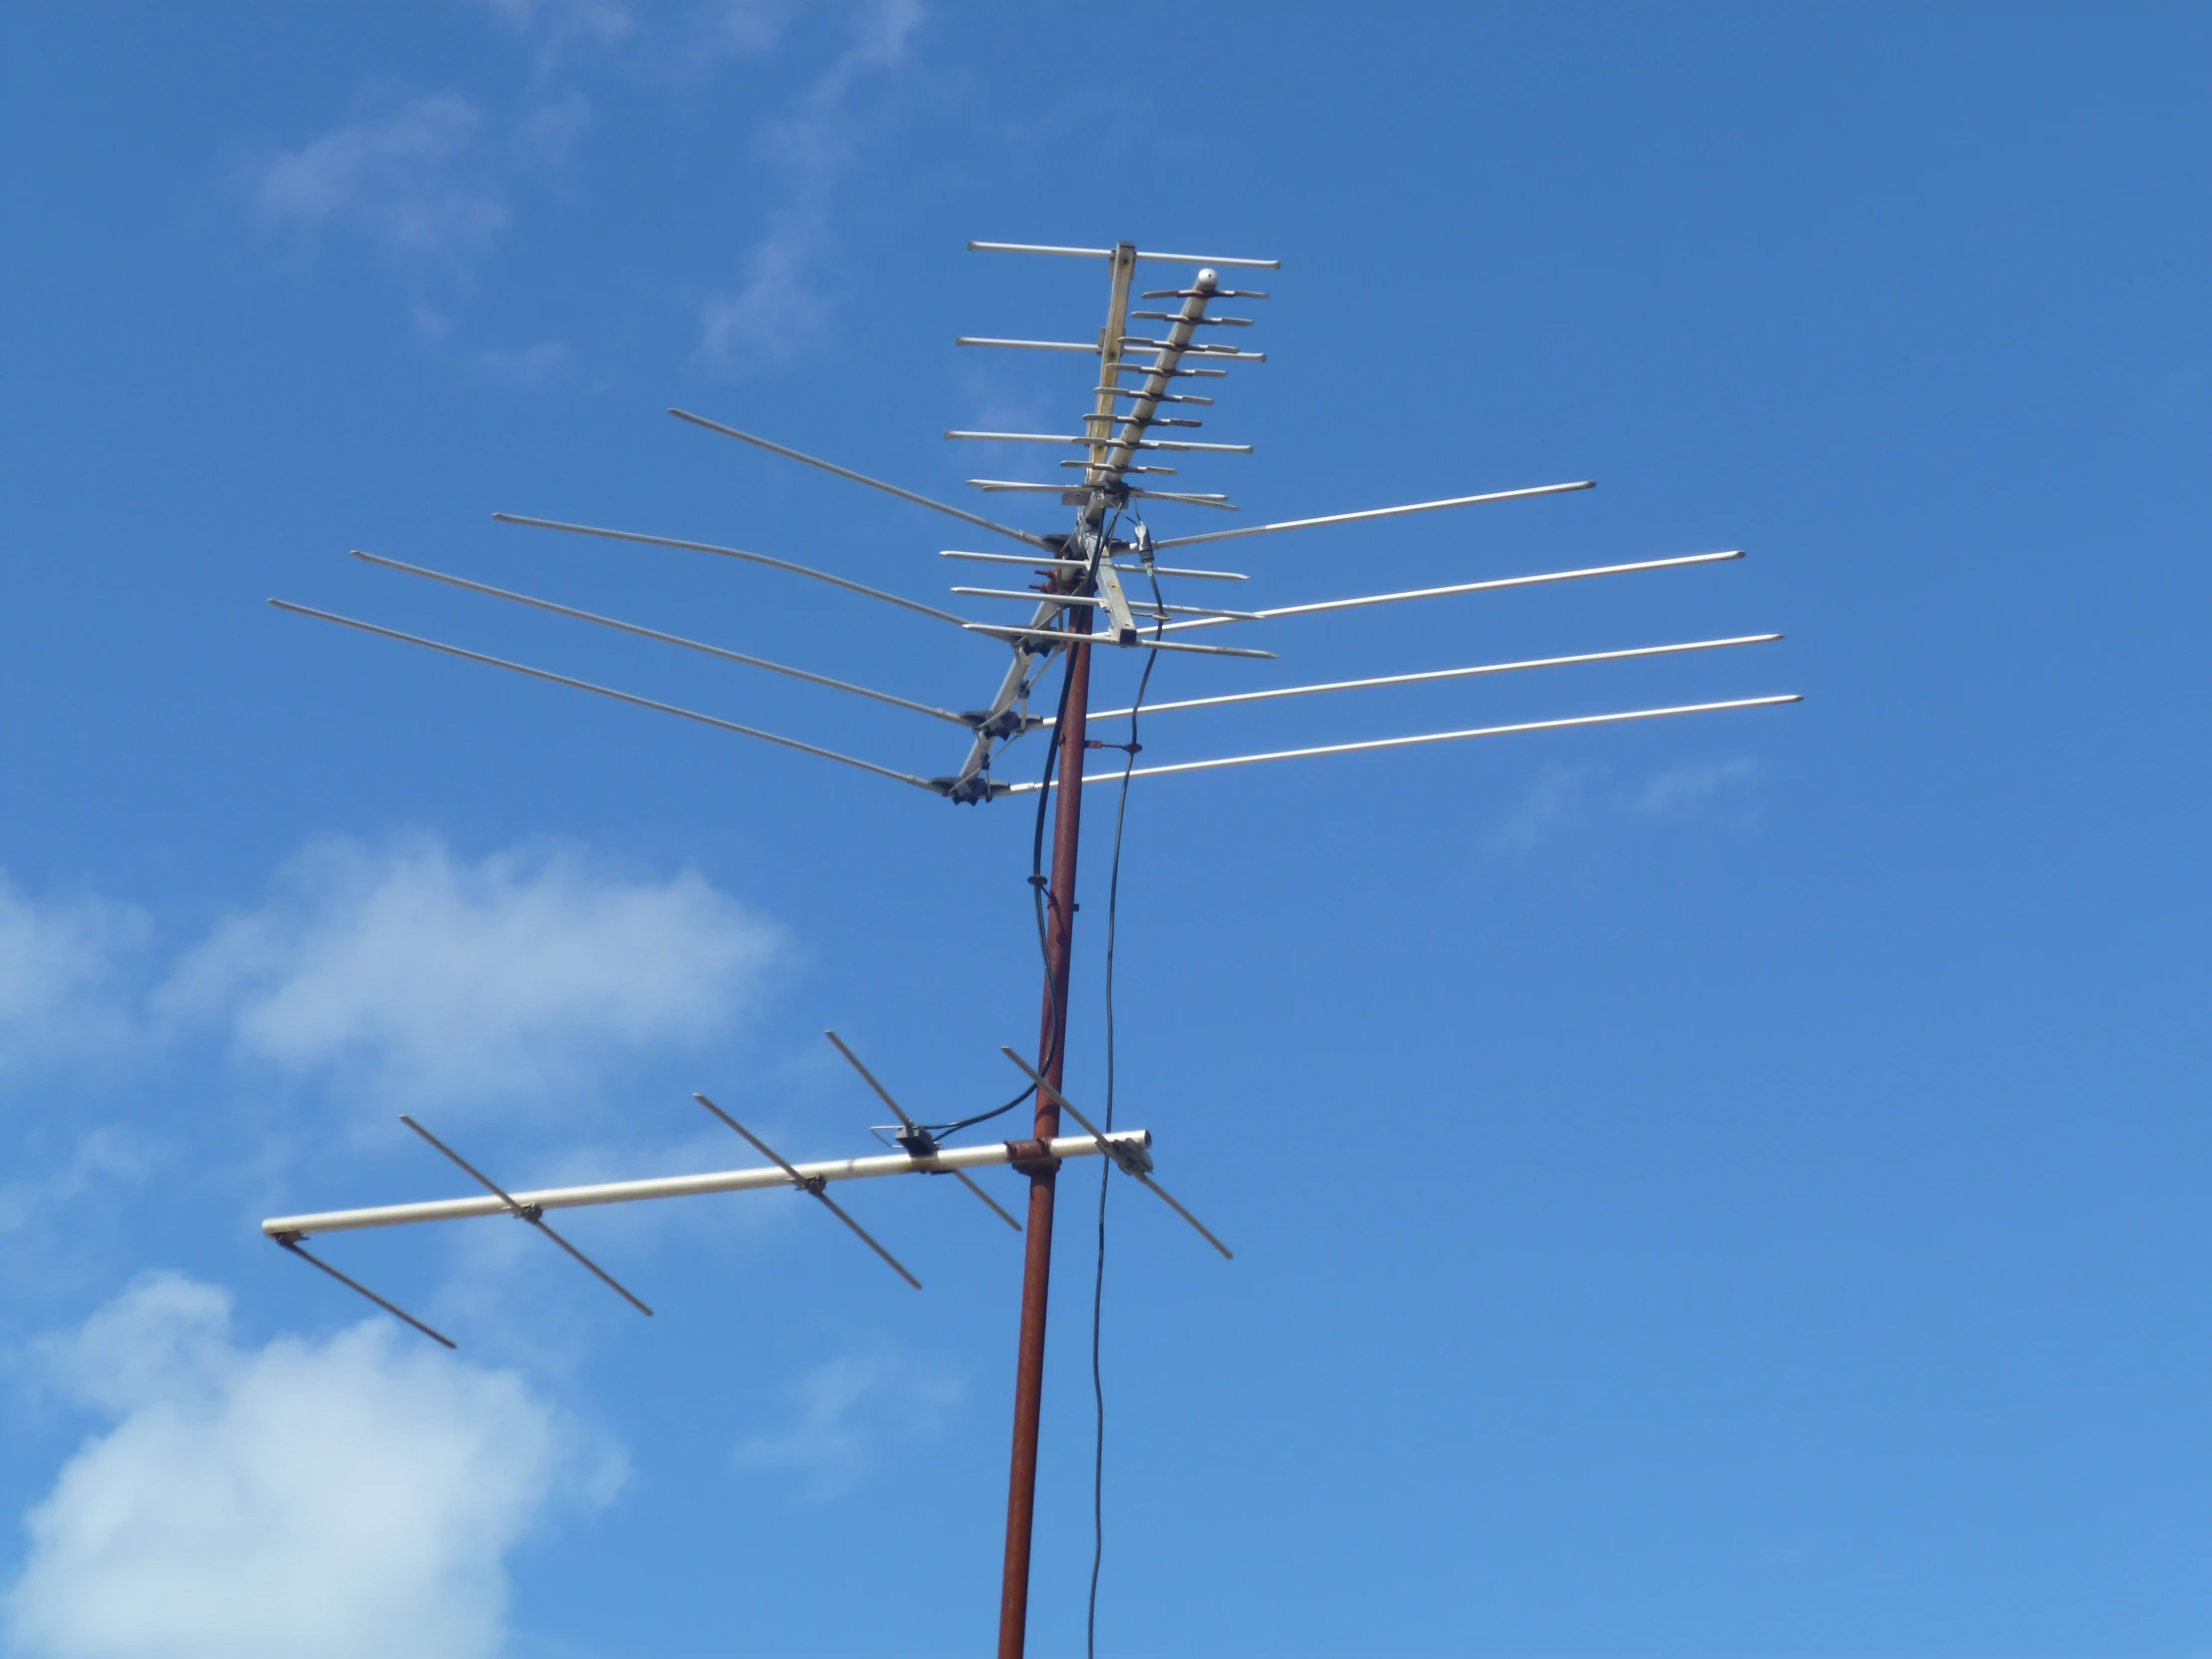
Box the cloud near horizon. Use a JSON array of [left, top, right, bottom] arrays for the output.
[[5, 1274, 617, 1659]]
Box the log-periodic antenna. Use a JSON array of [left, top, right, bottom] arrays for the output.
[[264, 237, 1798, 1659]]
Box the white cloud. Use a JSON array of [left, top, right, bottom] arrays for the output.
[[1484, 763, 1602, 855], [5, 1274, 616, 1659], [0, 874, 148, 1076], [158, 837, 781, 1110], [1630, 755, 1759, 824], [248, 94, 511, 266], [737, 1346, 959, 1501], [700, 0, 925, 363]]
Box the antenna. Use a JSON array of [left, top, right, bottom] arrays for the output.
[[264, 234, 1799, 1659]]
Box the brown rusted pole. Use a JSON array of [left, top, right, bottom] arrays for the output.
[[997, 630, 1092, 1659]]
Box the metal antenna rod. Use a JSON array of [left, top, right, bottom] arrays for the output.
[[273, 1234, 457, 1349], [398, 1115, 654, 1317], [694, 1093, 922, 1289]]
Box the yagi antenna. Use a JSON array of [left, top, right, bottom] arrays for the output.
[[267, 233, 1800, 1659]]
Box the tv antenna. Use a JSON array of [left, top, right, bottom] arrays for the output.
[[266, 237, 1797, 1658]]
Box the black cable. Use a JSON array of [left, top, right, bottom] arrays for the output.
[[1088, 537, 1162, 1659]]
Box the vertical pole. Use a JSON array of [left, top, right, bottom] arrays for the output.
[[996, 239, 1133, 1659], [997, 634, 1092, 1659]]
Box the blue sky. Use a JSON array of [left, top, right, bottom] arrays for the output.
[[1, 4, 2207, 1655]]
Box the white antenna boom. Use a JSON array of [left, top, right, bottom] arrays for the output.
[[264, 1129, 1151, 1239]]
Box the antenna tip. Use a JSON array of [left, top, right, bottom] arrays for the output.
[[1195, 268, 1219, 291]]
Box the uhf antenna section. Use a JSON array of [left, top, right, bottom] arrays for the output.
[[270, 240, 1794, 808], [265, 233, 1801, 1659]]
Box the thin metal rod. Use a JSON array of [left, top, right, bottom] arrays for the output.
[[694, 1094, 921, 1289], [269, 601, 945, 796], [955, 338, 1101, 353], [825, 1031, 1022, 1233], [1008, 696, 1804, 792], [669, 409, 1058, 553], [967, 242, 1280, 270], [1154, 551, 1747, 635], [997, 1049, 1234, 1260], [1122, 565, 1248, 581], [942, 551, 1089, 571], [959, 621, 1277, 660], [950, 587, 1261, 621], [946, 430, 1254, 455], [398, 1116, 653, 1317], [944, 549, 1244, 582], [491, 513, 968, 627], [1073, 634, 1785, 722], [275, 1237, 457, 1348], [951, 1169, 1026, 1232], [263, 1130, 1150, 1237], [1125, 489, 1239, 510], [1150, 481, 1596, 549], [351, 552, 973, 728]]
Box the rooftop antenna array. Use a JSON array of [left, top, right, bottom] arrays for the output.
[[266, 238, 1797, 1658]]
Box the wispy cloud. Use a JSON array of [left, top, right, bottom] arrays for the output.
[[157, 836, 782, 1112], [701, 0, 926, 365], [5, 1274, 617, 1659], [737, 1346, 960, 1500], [0, 873, 149, 1078], [242, 84, 589, 275], [1630, 755, 1760, 825], [1485, 754, 1765, 854], [1485, 763, 1603, 855], [247, 94, 511, 266]]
